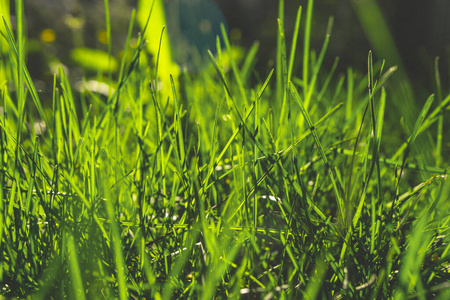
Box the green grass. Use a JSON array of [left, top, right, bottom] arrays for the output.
[[1, 0, 450, 299]]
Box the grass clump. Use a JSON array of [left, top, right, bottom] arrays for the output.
[[1, 0, 449, 299]]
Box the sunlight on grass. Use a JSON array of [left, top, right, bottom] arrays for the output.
[[0, 0, 449, 299]]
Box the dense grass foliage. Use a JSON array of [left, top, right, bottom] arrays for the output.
[[1, 0, 449, 299]]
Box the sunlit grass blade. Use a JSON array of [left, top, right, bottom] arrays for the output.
[[67, 231, 87, 300], [317, 56, 339, 102], [276, 0, 284, 102], [302, 0, 314, 99], [276, 17, 289, 145], [1, 1, 449, 298], [289, 81, 344, 220], [104, 0, 113, 97], [303, 16, 332, 112], [434, 57, 444, 167], [1, 15, 52, 138], [240, 41, 259, 84], [287, 6, 302, 81], [396, 94, 435, 190], [220, 24, 247, 105], [171, 75, 185, 166]]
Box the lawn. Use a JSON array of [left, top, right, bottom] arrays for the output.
[[0, 0, 449, 299]]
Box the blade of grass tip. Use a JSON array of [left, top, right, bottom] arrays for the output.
[[331, 73, 345, 104], [287, 6, 302, 82], [154, 25, 165, 103], [289, 82, 344, 220], [276, 18, 288, 146], [212, 35, 235, 125], [365, 50, 378, 189], [207, 49, 250, 126], [204, 61, 275, 192], [52, 74, 59, 162], [257, 69, 274, 99], [395, 94, 435, 194], [317, 56, 339, 102], [9, 1, 26, 236], [375, 88, 386, 180], [276, 0, 284, 104], [2, 15, 53, 138], [208, 50, 231, 98], [71, 105, 93, 178], [58, 69, 76, 168], [214, 36, 226, 86], [378, 59, 386, 79], [138, 0, 156, 39], [118, 9, 136, 82], [251, 70, 274, 226], [104, 0, 113, 98], [59, 66, 80, 139], [434, 57, 443, 167], [282, 12, 313, 230], [247, 101, 343, 203], [15, 0, 25, 146], [106, 33, 145, 116], [346, 68, 354, 121], [154, 26, 166, 198], [303, 16, 332, 113], [282, 238, 302, 284], [414, 92, 450, 137], [372, 65, 397, 96], [303, 0, 314, 100], [345, 52, 375, 226], [336, 148, 448, 174], [170, 75, 185, 165], [240, 41, 259, 84], [220, 23, 247, 105]]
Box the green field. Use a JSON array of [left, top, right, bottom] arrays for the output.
[[1, 0, 449, 299]]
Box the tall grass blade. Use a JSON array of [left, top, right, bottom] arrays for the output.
[[303, 0, 314, 99], [289, 82, 344, 220], [434, 57, 444, 167], [1, 16, 52, 138]]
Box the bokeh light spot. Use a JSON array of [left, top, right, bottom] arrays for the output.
[[64, 15, 84, 30], [230, 28, 242, 41], [98, 30, 108, 45], [40, 28, 56, 43]]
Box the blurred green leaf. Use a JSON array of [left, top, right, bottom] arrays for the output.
[[70, 47, 118, 72]]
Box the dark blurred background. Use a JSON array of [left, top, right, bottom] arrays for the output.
[[13, 0, 450, 94]]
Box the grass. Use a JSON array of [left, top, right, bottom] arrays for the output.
[[1, 0, 450, 299]]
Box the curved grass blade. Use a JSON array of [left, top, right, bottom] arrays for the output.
[[2, 16, 53, 138], [289, 81, 344, 220]]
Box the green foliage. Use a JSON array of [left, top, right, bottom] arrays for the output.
[[0, 0, 449, 299], [70, 48, 118, 73]]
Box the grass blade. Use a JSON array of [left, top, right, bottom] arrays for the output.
[[289, 82, 344, 220]]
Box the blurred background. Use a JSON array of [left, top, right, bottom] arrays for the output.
[[7, 0, 450, 95]]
